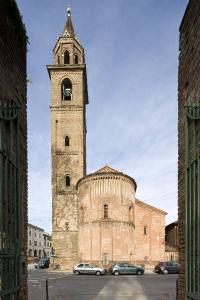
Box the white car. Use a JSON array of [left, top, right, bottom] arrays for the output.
[[73, 263, 105, 276]]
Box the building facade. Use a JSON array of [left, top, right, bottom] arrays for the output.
[[0, 1, 28, 299], [47, 7, 88, 269], [27, 224, 51, 260], [178, 1, 200, 299], [165, 221, 178, 249], [44, 232, 52, 257], [165, 221, 179, 262], [78, 166, 166, 266], [48, 8, 166, 270]]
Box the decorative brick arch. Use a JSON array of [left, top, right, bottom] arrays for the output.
[[59, 74, 75, 85]]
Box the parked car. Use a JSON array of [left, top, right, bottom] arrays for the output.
[[154, 261, 180, 274], [73, 263, 105, 276], [35, 258, 50, 269], [110, 263, 145, 276]]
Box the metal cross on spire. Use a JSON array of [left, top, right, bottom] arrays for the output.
[[63, 1, 75, 37], [67, 2, 72, 15]]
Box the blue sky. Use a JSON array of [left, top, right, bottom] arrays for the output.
[[16, 0, 188, 233]]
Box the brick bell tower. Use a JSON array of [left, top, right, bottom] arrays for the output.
[[47, 7, 88, 269]]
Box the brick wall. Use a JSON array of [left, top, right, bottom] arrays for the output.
[[178, 1, 200, 299], [165, 222, 178, 249], [78, 172, 136, 266], [77, 169, 166, 266], [0, 1, 27, 299], [135, 200, 166, 264]]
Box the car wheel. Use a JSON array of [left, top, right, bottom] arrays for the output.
[[136, 270, 142, 275], [96, 271, 101, 276], [74, 270, 80, 275], [163, 269, 168, 275], [114, 271, 119, 276]]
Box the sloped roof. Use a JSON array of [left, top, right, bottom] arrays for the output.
[[77, 165, 137, 190], [95, 165, 121, 174], [166, 221, 178, 229], [135, 199, 167, 215]]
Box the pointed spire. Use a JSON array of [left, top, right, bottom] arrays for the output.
[[62, 6, 75, 38]]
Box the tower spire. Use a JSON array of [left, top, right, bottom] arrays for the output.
[[63, 6, 75, 37]]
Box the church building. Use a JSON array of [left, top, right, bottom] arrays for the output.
[[47, 7, 166, 270]]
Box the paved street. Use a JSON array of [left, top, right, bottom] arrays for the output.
[[28, 265, 178, 300]]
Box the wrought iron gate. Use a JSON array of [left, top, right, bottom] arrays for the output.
[[0, 101, 21, 299], [185, 103, 200, 300]]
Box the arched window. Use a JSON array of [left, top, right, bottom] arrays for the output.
[[104, 204, 108, 219], [74, 54, 79, 64], [66, 175, 70, 186], [64, 50, 70, 64], [62, 78, 72, 100], [34, 250, 37, 257], [65, 136, 69, 146]]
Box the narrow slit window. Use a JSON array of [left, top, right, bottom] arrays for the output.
[[144, 226, 147, 235], [104, 204, 108, 219], [74, 54, 79, 64], [64, 50, 70, 64], [66, 175, 70, 186], [65, 136, 69, 146]]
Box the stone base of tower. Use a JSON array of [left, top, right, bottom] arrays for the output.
[[52, 231, 79, 270], [50, 257, 78, 271]]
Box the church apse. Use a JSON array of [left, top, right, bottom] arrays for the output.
[[77, 166, 136, 266]]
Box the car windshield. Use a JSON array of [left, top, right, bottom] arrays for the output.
[[39, 259, 48, 262], [84, 264, 94, 268]]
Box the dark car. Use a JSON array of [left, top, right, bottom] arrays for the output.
[[110, 263, 144, 276], [154, 261, 180, 274], [35, 258, 50, 269]]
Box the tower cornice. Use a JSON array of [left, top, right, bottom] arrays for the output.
[[53, 36, 83, 53], [46, 64, 87, 79], [47, 64, 86, 72], [50, 105, 85, 112]]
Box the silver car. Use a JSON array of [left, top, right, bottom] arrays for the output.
[[73, 263, 105, 276]]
